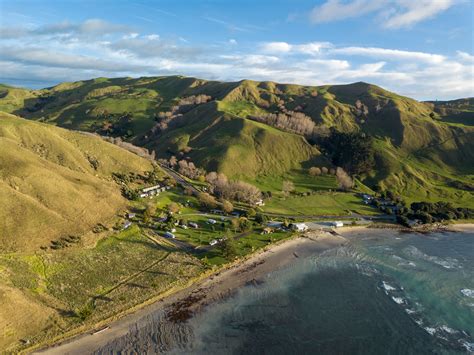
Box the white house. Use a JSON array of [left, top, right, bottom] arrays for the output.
[[123, 221, 132, 230], [332, 221, 344, 228], [209, 239, 219, 246], [255, 199, 265, 206], [140, 185, 164, 198], [291, 223, 308, 232]]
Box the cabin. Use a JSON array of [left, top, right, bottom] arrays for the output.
[[255, 199, 265, 206], [290, 223, 308, 232], [331, 221, 344, 228], [127, 212, 136, 219]]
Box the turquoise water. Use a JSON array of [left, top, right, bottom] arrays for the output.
[[97, 230, 474, 354]]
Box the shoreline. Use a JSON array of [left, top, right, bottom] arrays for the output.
[[32, 223, 473, 354], [33, 231, 346, 354]]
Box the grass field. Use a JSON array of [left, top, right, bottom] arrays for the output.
[[263, 192, 379, 216]]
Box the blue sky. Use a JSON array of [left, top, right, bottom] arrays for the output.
[[0, 0, 472, 99]]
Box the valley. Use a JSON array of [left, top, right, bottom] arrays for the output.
[[0, 76, 473, 352]]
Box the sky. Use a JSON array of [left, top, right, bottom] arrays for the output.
[[0, 0, 473, 100]]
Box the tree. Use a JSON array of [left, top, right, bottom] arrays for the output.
[[167, 202, 180, 214], [336, 167, 353, 191], [169, 156, 177, 168], [198, 192, 217, 209], [221, 236, 238, 259], [246, 208, 256, 218], [238, 217, 253, 232], [309, 167, 321, 176], [255, 213, 268, 224], [143, 203, 156, 224], [282, 180, 295, 196], [222, 200, 234, 214]]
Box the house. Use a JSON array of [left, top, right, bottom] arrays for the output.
[[140, 185, 164, 198], [164, 232, 176, 239], [331, 221, 344, 228], [207, 218, 217, 224], [290, 223, 308, 232], [209, 239, 219, 246], [127, 212, 136, 219], [261, 227, 274, 235], [122, 221, 132, 230], [255, 199, 265, 207], [189, 222, 199, 229]]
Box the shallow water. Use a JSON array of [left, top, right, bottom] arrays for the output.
[[97, 230, 474, 354]]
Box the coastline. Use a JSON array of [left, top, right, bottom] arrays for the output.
[[34, 231, 347, 354], [32, 223, 474, 354]]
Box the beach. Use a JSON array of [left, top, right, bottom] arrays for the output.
[[34, 223, 474, 354], [36, 231, 346, 354]]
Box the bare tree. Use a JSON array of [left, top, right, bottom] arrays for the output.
[[309, 167, 322, 176], [282, 180, 295, 196], [336, 167, 353, 191]]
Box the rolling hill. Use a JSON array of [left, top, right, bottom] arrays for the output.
[[1, 76, 473, 205], [0, 112, 154, 252]]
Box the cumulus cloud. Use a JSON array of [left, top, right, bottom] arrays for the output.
[[310, 0, 458, 29]]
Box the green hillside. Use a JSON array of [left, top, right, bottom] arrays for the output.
[[1, 76, 473, 205], [0, 112, 154, 252]]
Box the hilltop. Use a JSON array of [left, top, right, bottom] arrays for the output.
[[0, 112, 154, 252], [1, 76, 473, 205]]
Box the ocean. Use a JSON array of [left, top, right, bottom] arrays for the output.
[[97, 229, 474, 354]]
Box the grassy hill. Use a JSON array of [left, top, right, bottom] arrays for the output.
[[0, 112, 153, 252], [1, 76, 473, 205]]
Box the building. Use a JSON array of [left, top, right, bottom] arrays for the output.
[[122, 221, 132, 230], [255, 199, 265, 206], [207, 218, 217, 224], [331, 221, 344, 228], [290, 223, 308, 232], [140, 185, 166, 198], [209, 239, 219, 246], [127, 212, 136, 219]]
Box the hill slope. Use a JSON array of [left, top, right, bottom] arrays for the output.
[[0, 112, 153, 252], [1, 77, 473, 205]]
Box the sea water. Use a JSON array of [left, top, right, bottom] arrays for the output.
[[97, 230, 474, 354]]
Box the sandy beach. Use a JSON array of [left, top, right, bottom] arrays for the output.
[[35, 231, 347, 354]]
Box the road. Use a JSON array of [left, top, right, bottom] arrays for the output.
[[158, 163, 201, 194]]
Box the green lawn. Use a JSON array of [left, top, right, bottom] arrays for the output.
[[263, 192, 379, 216]]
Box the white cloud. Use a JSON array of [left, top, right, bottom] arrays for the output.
[[310, 0, 386, 24], [229, 39, 238, 45], [384, 0, 455, 29], [331, 47, 446, 64], [260, 41, 292, 53], [310, 0, 458, 29], [260, 41, 332, 55], [1, 20, 472, 100]]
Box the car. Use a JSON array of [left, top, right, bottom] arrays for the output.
[[188, 222, 199, 229], [207, 219, 217, 224], [164, 232, 176, 239], [209, 239, 218, 246]]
